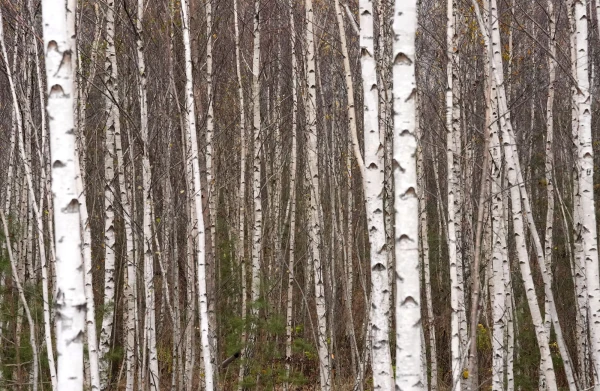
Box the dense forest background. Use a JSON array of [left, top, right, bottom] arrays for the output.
[[1, 0, 600, 389]]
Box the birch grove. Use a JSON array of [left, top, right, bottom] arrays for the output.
[[4, 0, 600, 389]]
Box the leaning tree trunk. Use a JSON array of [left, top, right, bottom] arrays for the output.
[[472, 1, 558, 388], [180, 0, 215, 387], [332, 2, 364, 382]]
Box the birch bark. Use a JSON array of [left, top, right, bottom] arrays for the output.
[[136, 1, 159, 388], [543, 4, 557, 383], [574, 1, 600, 387], [359, 0, 392, 387], [180, 0, 215, 386], [40, 0, 87, 386], [489, 82, 506, 391], [567, 2, 589, 386], [232, 0, 248, 385], [100, 0, 119, 383], [284, 0, 298, 387], [305, 0, 331, 387], [392, 0, 422, 389], [446, 0, 462, 385]]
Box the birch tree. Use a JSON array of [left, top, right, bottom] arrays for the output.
[[40, 0, 86, 386], [233, 0, 248, 385], [284, 0, 298, 387], [542, 5, 558, 388], [136, 0, 159, 388], [446, 0, 462, 385], [238, 0, 263, 383], [359, 0, 392, 387], [99, 0, 119, 384], [573, 1, 600, 386], [180, 0, 215, 387], [392, 0, 422, 389], [305, 0, 331, 387]]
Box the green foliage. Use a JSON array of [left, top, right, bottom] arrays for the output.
[[224, 315, 244, 356], [476, 323, 491, 352], [158, 345, 173, 373], [513, 301, 541, 390], [292, 338, 316, 361], [0, 253, 10, 275], [0, 282, 46, 386], [106, 346, 124, 362], [279, 370, 309, 386], [95, 300, 115, 331], [260, 314, 285, 336], [294, 324, 304, 335], [239, 374, 258, 388], [250, 298, 268, 311]]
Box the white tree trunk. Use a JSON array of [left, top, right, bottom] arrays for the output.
[[305, 0, 331, 388], [40, 0, 86, 386], [205, 0, 216, 265], [233, 0, 248, 385], [392, 1, 422, 389], [446, 0, 462, 385], [238, 0, 263, 383], [136, 2, 159, 389], [565, 4, 590, 387], [483, 7, 506, 387], [574, 1, 600, 387], [251, 0, 262, 339], [359, 0, 392, 388], [180, 0, 215, 387], [542, 0, 557, 353], [335, 0, 365, 180], [489, 87, 506, 391], [284, 0, 298, 386], [100, 0, 119, 384]]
